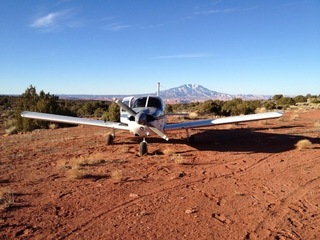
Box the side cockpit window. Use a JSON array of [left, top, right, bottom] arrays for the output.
[[133, 97, 147, 108], [147, 97, 162, 108]]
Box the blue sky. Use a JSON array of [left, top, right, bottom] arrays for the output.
[[1, 0, 319, 96]]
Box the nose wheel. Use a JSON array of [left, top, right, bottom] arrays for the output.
[[139, 139, 148, 156]]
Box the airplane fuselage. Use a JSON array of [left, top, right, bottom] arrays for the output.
[[119, 96, 167, 137]]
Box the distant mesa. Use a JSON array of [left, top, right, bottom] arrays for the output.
[[59, 84, 271, 103]]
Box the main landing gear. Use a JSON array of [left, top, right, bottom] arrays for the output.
[[105, 131, 148, 156], [106, 129, 115, 145], [106, 134, 114, 145]]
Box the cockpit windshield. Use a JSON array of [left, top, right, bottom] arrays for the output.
[[133, 96, 163, 109]]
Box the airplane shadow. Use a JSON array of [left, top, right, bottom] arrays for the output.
[[112, 125, 320, 154], [186, 128, 320, 153]]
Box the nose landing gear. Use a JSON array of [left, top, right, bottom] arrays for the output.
[[139, 138, 148, 156]]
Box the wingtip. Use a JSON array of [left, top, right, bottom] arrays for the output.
[[276, 110, 284, 116]]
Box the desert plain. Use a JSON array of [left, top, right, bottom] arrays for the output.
[[1, 108, 320, 239]]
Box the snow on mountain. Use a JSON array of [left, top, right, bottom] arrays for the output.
[[160, 84, 269, 102]]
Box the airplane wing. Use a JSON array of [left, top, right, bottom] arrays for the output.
[[164, 111, 283, 131], [20, 111, 129, 130]]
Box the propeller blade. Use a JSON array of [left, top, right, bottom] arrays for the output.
[[114, 98, 137, 116], [147, 123, 169, 141]]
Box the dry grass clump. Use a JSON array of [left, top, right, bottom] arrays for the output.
[[255, 107, 267, 113], [163, 148, 176, 156], [172, 154, 186, 165], [120, 145, 131, 154], [188, 112, 199, 120], [111, 169, 124, 183], [290, 114, 300, 121], [0, 188, 15, 210], [295, 139, 312, 150], [66, 169, 88, 179], [314, 121, 320, 129], [49, 123, 58, 130], [58, 153, 108, 169], [69, 156, 90, 168], [56, 159, 69, 169], [4, 119, 18, 135], [223, 124, 235, 130], [58, 153, 108, 179], [4, 119, 17, 135]]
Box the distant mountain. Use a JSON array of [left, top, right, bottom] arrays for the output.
[[58, 84, 272, 103], [159, 84, 271, 102]]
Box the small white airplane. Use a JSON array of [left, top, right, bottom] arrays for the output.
[[21, 85, 283, 155]]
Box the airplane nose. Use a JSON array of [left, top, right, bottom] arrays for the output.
[[136, 112, 147, 125]]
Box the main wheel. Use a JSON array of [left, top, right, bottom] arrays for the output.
[[106, 134, 114, 145], [188, 135, 195, 144], [139, 141, 148, 156]]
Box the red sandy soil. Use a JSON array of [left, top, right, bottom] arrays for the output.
[[1, 109, 320, 239]]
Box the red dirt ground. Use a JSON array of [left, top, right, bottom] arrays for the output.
[[1, 108, 320, 239]]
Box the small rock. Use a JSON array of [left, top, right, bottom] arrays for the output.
[[129, 193, 139, 198], [218, 198, 227, 206], [185, 208, 197, 214], [212, 212, 231, 224]]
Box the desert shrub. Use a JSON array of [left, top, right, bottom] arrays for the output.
[[310, 98, 320, 104], [103, 102, 120, 122], [272, 94, 284, 101], [196, 100, 222, 115], [262, 100, 276, 110], [294, 95, 308, 103], [277, 97, 295, 109], [165, 104, 173, 113], [77, 101, 108, 117], [221, 99, 261, 116], [15, 85, 72, 132]]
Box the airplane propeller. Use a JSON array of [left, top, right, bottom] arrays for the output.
[[114, 98, 169, 141]]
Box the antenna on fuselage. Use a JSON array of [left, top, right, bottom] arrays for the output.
[[157, 82, 160, 96]]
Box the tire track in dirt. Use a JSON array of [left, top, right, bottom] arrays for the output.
[[62, 178, 205, 238], [249, 176, 320, 239]]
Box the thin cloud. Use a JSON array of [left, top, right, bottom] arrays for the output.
[[30, 12, 62, 28], [194, 8, 236, 15], [281, 0, 310, 7], [30, 9, 80, 32], [103, 22, 131, 32], [140, 23, 164, 30], [151, 53, 213, 60], [194, 7, 259, 15]]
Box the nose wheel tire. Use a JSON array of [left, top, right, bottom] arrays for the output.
[[139, 141, 148, 156]]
